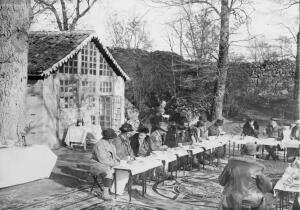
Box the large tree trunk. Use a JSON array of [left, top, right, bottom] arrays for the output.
[[294, 2, 300, 120], [0, 0, 30, 145], [212, 0, 230, 120]]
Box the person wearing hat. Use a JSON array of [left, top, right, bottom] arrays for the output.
[[90, 128, 119, 201], [149, 122, 169, 151], [130, 125, 151, 157], [111, 123, 135, 161], [287, 120, 300, 161], [241, 118, 260, 138], [208, 119, 224, 137], [195, 120, 209, 141], [219, 142, 273, 210], [264, 117, 284, 160]]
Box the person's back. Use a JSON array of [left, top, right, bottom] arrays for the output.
[[219, 157, 272, 209]]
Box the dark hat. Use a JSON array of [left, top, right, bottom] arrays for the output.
[[102, 129, 117, 140], [216, 119, 224, 126], [138, 125, 149, 134], [119, 122, 134, 133], [158, 122, 168, 132]]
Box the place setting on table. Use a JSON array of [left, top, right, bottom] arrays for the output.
[[274, 158, 300, 209]]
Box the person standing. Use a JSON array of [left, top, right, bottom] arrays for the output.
[[264, 118, 283, 160], [90, 129, 119, 201], [149, 122, 168, 151], [287, 120, 300, 161], [111, 123, 135, 161], [219, 142, 273, 210], [130, 125, 151, 157]]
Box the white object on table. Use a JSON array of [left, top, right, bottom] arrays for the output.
[[0, 145, 57, 188]]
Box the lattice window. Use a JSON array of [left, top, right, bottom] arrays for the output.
[[89, 43, 97, 75], [88, 96, 96, 108], [99, 55, 113, 76], [59, 55, 78, 74], [99, 81, 112, 93], [81, 45, 89, 75], [113, 96, 122, 129], [59, 79, 76, 108], [99, 96, 111, 129], [91, 115, 96, 125]]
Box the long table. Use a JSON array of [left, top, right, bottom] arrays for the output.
[[110, 137, 230, 201], [228, 135, 300, 161]]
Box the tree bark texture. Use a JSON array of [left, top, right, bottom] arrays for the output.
[[294, 2, 300, 120], [212, 0, 230, 120], [0, 0, 30, 145]]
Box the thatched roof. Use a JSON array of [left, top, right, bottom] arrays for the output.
[[28, 31, 130, 81]]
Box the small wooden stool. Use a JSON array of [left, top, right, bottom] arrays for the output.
[[88, 172, 103, 193]]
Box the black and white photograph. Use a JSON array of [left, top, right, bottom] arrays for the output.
[[1, 0, 300, 209]]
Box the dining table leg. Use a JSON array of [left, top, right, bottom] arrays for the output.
[[228, 140, 231, 157], [129, 171, 133, 202], [114, 172, 117, 199]]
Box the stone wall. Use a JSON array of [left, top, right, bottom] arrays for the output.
[[25, 75, 60, 148], [228, 60, 295, 98]]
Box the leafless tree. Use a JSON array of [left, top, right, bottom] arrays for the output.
[[32, 0, 99, 31], [149, 0, 253, 120], [167, 7, 219, 62], [107, 14, 152, 50]]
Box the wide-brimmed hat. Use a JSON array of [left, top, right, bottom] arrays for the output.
[[158, 122, 168, 132], [137, 125, 149, 134], [102, 129, 117, 140], [242, 142, 259, 155], [119, 122, 134, 133]]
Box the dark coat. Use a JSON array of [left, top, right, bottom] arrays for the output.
[[266, 124, 283, 140], [208, 124, 220, 136], [111, 134, 135, 160], [130, 133, 151, 157], [219, 156, 273, 209], [242, 121, 259, 138]]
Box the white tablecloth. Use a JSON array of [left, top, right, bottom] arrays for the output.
[[65, 126, 87, 146], [0, 145, 57, 188], [111, 156, 162, 195], [274, 167, 300, 192]]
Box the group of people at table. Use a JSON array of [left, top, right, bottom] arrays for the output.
[[88, 105, 300, 209], [89, 107, 226, 201]]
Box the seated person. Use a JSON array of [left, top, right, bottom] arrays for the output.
[[176, 123, 193, 146], [149, 122, 168, 151], [195, 120, 209, 141], [264, 118, 283, 160], [164, 122, 178, 148], [208, 119, 225, 165], [208, 119, 224, 136], [219, 142, 273, 210], [111, 123, 135, 161], [90, 129, 119, 201], [130, 125, 151, 157], [287, 120, 300, 161], [241, 118, 259, 138]]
